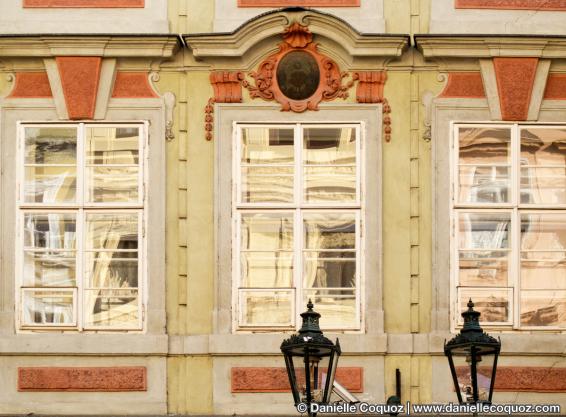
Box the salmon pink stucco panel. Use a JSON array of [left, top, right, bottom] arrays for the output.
[[455, 0, 566, 10], [456, 366, 566, 392], [493, 57, 538, 121], [56, 56, 102, 120], [111, 72, 159, 98], [238, 0, 359, 6], [544, 74, 566, 99], [18, 367, 147, 392], [24, 0, 144, 7], [231, 367, 363, 393], [439, 73, 486, 98], [8, 72, 53, 98]]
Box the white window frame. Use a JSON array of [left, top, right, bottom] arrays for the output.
[[451, 122, 566, 331], [232, 122, 364, 332], [15, 121, 148, 332]]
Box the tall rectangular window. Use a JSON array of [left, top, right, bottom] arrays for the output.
[[17, 123, 146, 331], [453, 124, 566, 329], [234, 124, 362, 330]]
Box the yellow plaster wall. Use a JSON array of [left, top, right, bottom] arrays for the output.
[[168, 356, 213, 414], [385, 355, 433, 404], [169, 0, 214, 34], [160, 1, 444, 413], [383, 70, 412, 334]]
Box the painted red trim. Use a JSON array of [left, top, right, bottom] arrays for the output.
[[493, 57, 538, 121], [456, 366, 566, 392], [8, 72, 53, 98], [24, 0, 144, 7], [18, 367, 147, 392], [112, 72, 158, 98], [210, 71, 244, 103], [56, 56, 101, 120], [231, 367, 363, 393], [439, 72, 486, 98], [455, 0, 566, 10], [238, 0, 359, 7], [544, 74, 566, 99]]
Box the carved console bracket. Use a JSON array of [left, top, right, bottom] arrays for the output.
[[353, 71, 391, 142], [205, 71, 245, 141], [241, 22, 354, 113]]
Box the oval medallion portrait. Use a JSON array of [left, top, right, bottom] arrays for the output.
[[276, 51, 320, 101]]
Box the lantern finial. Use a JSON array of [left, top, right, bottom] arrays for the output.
[[299, 300, 322, 335], [461, 298, 482, 333]]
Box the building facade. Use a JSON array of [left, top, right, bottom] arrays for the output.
[[0, 0, 565, 415]]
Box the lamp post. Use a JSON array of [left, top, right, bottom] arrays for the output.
[[281, 300, 341, 416], [445, 299, 501, 404]]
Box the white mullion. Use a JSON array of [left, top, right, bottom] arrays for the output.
[[16, 123, 23, 329], [234, 211, 242, 329], [77, 207, 85, 331], [234, 124, 241, 330], [295, 123, 302, 328], [137, 209, 143, 330], [356, 209, 361, 328], [236, 124, 242, 206], [451, 124, 459, 328], [509, 124, 521, 329], [77, 124, 85, 331]]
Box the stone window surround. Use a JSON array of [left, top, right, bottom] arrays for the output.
[[0, 97, 167, 355], [214, 104, 383, 344], [431, 97, 566, 350]]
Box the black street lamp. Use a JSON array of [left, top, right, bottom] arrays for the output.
[[281, 300, 341, 415], [445, 299, 501, 404]]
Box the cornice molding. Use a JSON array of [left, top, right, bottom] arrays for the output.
[[416, 35, 566, 59], [0, 35, 179, 58], [184, 10, 408, 64]]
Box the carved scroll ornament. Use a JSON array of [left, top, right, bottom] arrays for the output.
[[242, 22, 354, 112]]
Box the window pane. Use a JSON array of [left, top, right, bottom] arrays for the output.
[[86, 213, 138, 250], [241, 166, 294, 203], [303, 251, 355, 288], [25, 127, 77, 164], [239, 290, 293, 326], [303, 127, 356, 165], [23, 251, 76, 287], [521, 166, 566, 205], [241, 212, 293, 250], [521, 212, 566, 290], [304, 166, 356, 203], [458, 250, 509, 287], [458, 288, 511, 324], [521, 212, 566, 250], [87, 127, 139, 165], [241, 252, 293, 288], [521, 252, 566, 290], [458, 165, 510, 204], [87, 166, 139, 203], [241, 127, 294, 164], [303, 289, 356, 328], [84, 289, 139, 328], [458, 212, 510, 250], [24, 166, 76, 203], [85, 251, 138, 288], [458, 127, 511, 204], [521, 128, 566, 165], [22, 289, 75, 326], [520, 291, 566, 327], [303, 213, 356, 250], [24, 213, 76, 249]]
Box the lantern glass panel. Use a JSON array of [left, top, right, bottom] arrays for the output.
[[452, 348, 495, 403], [290, 352, 331, 403]]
